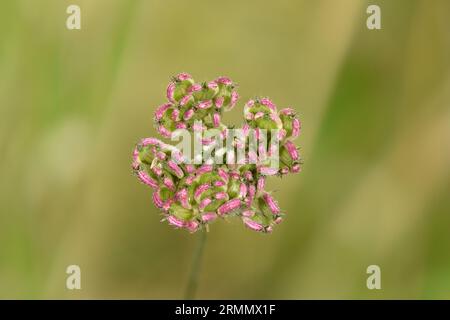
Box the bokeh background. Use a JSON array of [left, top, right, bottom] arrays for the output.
[[1, 0, 449, 299]]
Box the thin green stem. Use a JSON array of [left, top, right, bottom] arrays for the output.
[[184, 229, 207, 300]]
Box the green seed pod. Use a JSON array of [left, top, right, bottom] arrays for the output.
[[159, 186, 174, 202], [138, 146, 156, 165], [195, 82, 219, 101], [203, 199, 225, 212], [257, 196, 272, 216], [167, 73, 195, 103], [279, 141, 300, 170], [254, 114, 283, 130], [227, 178, 241, 199], [279, 144, 293, 167], [169, 203, 193, 221], [280, 113, 293, 135]]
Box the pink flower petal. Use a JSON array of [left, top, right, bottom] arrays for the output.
[[167, 215, 185, 228], [243, 218, 263, 232], [166, 83, 176, 102], [217, 199, 241, 215], [137, 171, 158, 189]]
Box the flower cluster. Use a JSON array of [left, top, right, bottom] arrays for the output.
[[155, 73, 238, 137], [133, 73, 302, 233]]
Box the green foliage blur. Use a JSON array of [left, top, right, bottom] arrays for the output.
[[1, 0, 449, 299]]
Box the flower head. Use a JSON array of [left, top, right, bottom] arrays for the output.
[[133, 74, 302, 233]]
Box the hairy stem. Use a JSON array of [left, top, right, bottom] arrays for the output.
[[184, 229, 207, 299]]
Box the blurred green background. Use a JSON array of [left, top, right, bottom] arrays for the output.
[[1, 0, 450, 299]]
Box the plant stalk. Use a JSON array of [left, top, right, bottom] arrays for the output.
[[184, 229, 207, 300]]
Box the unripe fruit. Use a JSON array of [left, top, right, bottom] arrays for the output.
[[134, 74, 302, 233]]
